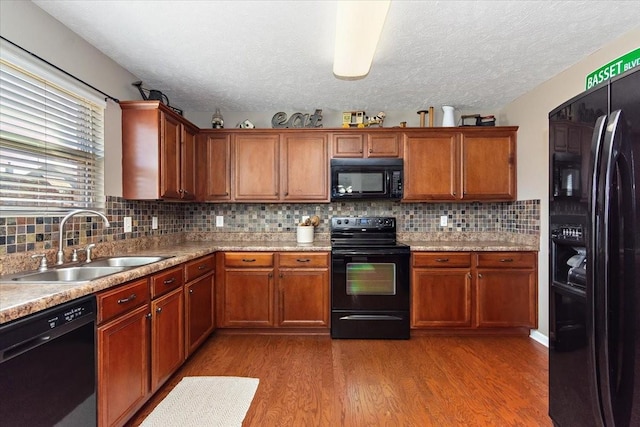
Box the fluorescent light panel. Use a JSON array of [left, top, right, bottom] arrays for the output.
[[333, 0, 391, 79]]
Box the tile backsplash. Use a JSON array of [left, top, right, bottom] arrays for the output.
[[0, 197, 539, 255]]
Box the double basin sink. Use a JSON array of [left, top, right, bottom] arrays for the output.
[[1, 256, 170, 284]]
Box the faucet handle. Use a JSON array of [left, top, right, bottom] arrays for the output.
[[31, 254, 49, 271], [85, 243, 97, 263], [71, 248, 84, 262]]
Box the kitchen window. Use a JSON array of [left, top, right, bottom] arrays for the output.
[[0, 41, 106, 216]]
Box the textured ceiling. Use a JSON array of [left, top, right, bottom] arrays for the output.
[[33, 1, 640, 113]]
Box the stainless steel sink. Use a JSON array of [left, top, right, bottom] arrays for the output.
[[85, 256, 169, 267], [9, 266, 128, 283]]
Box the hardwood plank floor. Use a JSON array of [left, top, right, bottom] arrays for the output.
[[127, 334, 551, 426]]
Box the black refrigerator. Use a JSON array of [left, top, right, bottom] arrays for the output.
[[549, 67, 640, 426]]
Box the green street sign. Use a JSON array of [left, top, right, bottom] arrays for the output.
[[586, 47, 640, 90]]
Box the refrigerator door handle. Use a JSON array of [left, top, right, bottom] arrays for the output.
[[587, 114, 608, 426], [594, 109, 637, 426]]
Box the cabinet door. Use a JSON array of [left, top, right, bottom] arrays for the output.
[[461, 130, 516, 200], [197, 133, 231, 201], [221, 269, 275, 327], [278, 269, 329, 327], [474, 269, 537, 328], [180, 124, 197, 200], [332, 133, 365, 157], [281, 133, 329, 201], [160, 111, 182, 199], [411, 269, 472, 328], [234, 133, 280, 200], [185, 273, 215, 356], [151, 287, 184, 392], [98, 305, 150, 427], [403, 132, 459, 201], [368, 133, 401, 157]]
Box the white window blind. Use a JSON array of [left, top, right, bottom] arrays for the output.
[[0, 55, 106, 216]]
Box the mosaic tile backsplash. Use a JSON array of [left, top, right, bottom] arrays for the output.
[[0, 197, 539, 255]]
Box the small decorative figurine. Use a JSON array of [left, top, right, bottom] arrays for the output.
[[211, 108, 224, 129], [366, 112, 386, 127]]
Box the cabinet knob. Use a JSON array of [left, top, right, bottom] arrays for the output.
[[189, 289, 194, 294], [369, 148, 373, 153], [478, 273, 483, 279], [156, 307, 162, 313], [146, 313, 152, 319], [467, 273, 472, 279], [279, 273, 283, 278]]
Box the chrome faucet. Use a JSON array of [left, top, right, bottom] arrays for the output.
[[56, 209, 110, 265]]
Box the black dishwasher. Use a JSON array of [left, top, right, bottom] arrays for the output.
[[0, 295, 97, 426]]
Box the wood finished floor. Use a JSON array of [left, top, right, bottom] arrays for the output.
[[127, 334, 551, 427]]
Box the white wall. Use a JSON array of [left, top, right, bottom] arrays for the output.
[[500, 29, 640, 338], [0, 0, 141, 197]]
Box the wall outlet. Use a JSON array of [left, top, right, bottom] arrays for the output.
[[216, 215, 224, 227], [124, 216, 132, 233], [440, 215, 448, 227], [152, 216, 158, 230]]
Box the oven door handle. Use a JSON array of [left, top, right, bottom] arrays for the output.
[[339, 314, 405, 321]]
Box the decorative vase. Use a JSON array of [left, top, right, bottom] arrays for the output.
[[442, 106, 455, 127], [211, 108, 224, 129]]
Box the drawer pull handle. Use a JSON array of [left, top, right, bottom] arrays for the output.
[[499, 258, 514, 263], [242, 258, 256, 263], [198, 265, 207, 270], [436, 258, 449, 262], [117, 294, 137, 304], [296, 258, 311, 263], [163, 277, 176, 285]]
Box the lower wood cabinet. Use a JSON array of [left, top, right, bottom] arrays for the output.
[[184, 254, 216, 356], [216, 251, 330, 329], [474, 252, 538, 328], [150, 286, 184, 393], [411, 252, 472, 328], [97, 280, 151, 427], [96, 254, 216, 427], [411, 251, 537, 332]]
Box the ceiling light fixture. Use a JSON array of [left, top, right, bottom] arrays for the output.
[[333, 0, 391, 80]]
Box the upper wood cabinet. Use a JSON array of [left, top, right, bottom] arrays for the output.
[[211, 130, 330, 202], [404, 132, 459, 201], [331, 130, 402, 158], [281, 132, 329, 201], [197, 132, 231, 202], [403, 127, 517, 202], [121, 101, 197, 201], [234, 133, 281, 201], [461, 128, 516, 201]]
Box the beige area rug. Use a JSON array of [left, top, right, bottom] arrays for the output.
[[140, 376, 259, 427]]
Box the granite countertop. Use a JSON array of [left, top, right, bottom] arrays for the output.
[[0, 236, 537, 325]]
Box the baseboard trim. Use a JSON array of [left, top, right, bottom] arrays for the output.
[[529, 330, 549, 347]]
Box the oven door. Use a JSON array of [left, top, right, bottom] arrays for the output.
[[331, 248, 410, 311], [331, 247, 410, 339]]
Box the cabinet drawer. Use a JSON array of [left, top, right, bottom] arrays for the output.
[[151, 266, 184, 298], [413, 252, 471, 268], [185, 254, 215, 282], [224, 252, 274, 268], [279, 252, 329, 268], [475, 252, 537, 269], [97, 278, 149, 324]]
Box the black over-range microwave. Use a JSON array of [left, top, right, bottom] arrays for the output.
[[330, 158, 403, 201]]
